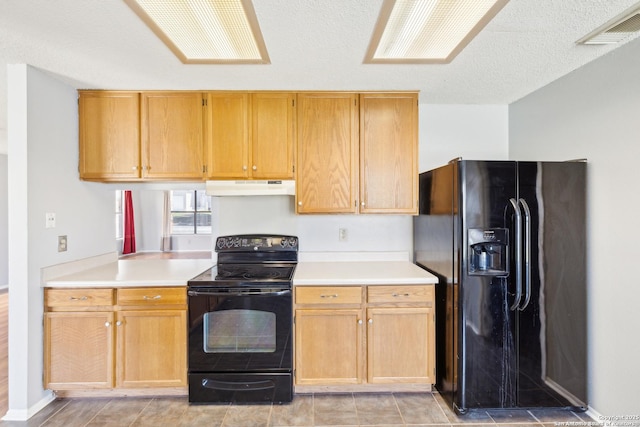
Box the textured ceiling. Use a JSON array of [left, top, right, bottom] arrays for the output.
[[2, 0, 640, 153]]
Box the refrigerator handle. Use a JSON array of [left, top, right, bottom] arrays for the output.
[[509, 198, 523, 311], [518, 198, 532, 311]]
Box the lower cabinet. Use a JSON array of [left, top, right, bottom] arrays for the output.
[[295, 308, 363, 385], [44, 287, 187, 391], [294, 284, 435, 389]]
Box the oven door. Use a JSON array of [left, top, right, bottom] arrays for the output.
[[187, 287, 292, 403]]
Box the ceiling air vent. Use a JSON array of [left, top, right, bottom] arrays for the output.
[[578, 4, 640, 45]]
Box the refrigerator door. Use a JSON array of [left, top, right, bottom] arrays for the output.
[[458, 160, 519, 412], [516, 161, 587, 409]]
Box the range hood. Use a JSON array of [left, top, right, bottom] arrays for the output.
[[206, 180, 295, 196]]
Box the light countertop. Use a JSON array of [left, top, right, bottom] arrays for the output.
[[44, 259, 214, 288], [293, 261, 437, 286], [43, 253, 437, 288]]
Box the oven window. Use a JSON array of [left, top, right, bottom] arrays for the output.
[[203, 309, 276, 353]]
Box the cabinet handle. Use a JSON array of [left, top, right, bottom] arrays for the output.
[[320, 294, 338, 299], [368, 318, 373, 324], [252, 165, 257, 171], [68, 296, 88, 301], [143, 295, 162, 300], [358, 319, 363, 325], [116, 321, 122, 326], [392, 293, 411, 297], [243, 165, 248, 171], [104, 322, 111, 327], [361, 202, 365, 207], [298, 201, 302, 206], [132, 166, 138, 170]]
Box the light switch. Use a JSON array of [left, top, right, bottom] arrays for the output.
[[45, 213, 56, 229]]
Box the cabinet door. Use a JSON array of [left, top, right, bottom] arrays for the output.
[[251, 92, 296, 179], [141, 92, 204, 179], [116, 310, 187, 388], [360, 93, 418, 214], [79, 91, 140, 180], [44, 311, 114, 389], [366, 307, 434, 384], [206, 93, 250, 179], [294, 309, 363, 385], [296, 93, 359, 213]]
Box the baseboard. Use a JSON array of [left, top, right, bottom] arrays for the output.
[[1, 391, 55, 421]]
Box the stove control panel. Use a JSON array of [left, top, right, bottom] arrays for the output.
[[216, 234, 298, 252]]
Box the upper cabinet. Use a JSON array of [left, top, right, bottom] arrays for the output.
[[359, 93, 418, 214], [79, 91, 205, 181], [251, 92, 296, 179], [205, 92, 295, 180], [79, 91, 141, 181], [141, 92, 205, 180], [296, 92, 418, 214], [78, 90, 418, 209], [296, 93, 360, 214]]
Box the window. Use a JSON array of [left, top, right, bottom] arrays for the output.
[[170, 190, 211, 234], [115, 190, 124, 239]]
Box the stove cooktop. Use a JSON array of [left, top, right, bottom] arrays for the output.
[[188, 263, 296, 288]]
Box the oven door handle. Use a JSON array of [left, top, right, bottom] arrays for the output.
[[188, 289, 291, 297], [201, 378, 276, 391]]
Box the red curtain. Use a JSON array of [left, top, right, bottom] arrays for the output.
[[122, 190, 136, 254]]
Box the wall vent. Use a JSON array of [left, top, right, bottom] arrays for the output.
[[578, 5, 640, 45]]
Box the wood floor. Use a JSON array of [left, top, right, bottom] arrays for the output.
[[0, 290, 7, 418]]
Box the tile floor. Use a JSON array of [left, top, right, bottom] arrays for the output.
[[0, 392, 595, 427]]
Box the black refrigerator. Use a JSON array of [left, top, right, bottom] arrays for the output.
[[413, 159, 587, 414]]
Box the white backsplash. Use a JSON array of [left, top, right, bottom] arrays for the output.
[[211, 195, 413, 254]]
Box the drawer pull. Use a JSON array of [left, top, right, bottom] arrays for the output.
[[68, 296, 89, 301], [392, 293, 411, 297], [320, 294, 338, 299], [143, 295, 162, 300]]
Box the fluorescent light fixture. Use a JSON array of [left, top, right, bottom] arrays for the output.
[[124, 0, 270, 63], [365, 0, 509, 63], [577, 3, 640, 45]]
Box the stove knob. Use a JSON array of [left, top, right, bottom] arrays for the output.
[[217, 239, 225, 249], [288, 237, 297, 248]]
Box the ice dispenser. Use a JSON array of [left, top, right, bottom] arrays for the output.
[[468, 228, 509, 276]]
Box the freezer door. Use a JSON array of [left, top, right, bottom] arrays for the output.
[[458, 160, 519, 412], [516, 161, 587, 409]]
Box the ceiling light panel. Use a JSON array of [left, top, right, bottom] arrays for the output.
[[365, 0, 509, 63], [578, 4, 640, 45], [125, 0, 269, 63]]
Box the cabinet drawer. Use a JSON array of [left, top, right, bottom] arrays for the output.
[[367, 285, 433, 304], [295, 286, 362, 305], [117, 287, 186, 307], [45, 288, 115, 310]]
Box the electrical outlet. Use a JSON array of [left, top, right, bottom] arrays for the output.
[[58, 235, 67, 252], [339, 228, 348, 242], [45, 212, 56, 228]]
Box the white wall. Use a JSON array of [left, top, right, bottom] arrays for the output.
[[509, 37, 640, 416], [6, 65, 116, 419], [420, 104, 509, 172], [0, 154, 7, 287]]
